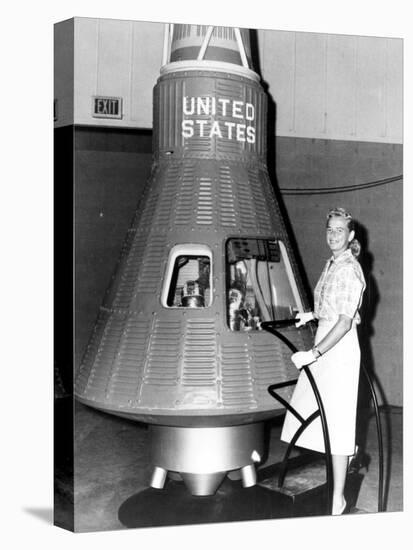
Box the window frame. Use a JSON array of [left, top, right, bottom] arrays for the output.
[[161, 243, 213, 308], [224, 236, 304, 330]]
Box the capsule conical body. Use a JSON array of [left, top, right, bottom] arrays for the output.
[[75, 25, 313, 494]]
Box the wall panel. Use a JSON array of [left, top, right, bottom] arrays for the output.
[[55, 19, 402, 143], [385, 38, 403, 141], [260, 30, 402, 143], [356, 36, 387, 139], [54, 19, 74, 127], [74, 18, 99, 125], [294, 33, 326, 136], [130, 21, 164, 126], [325, 34, 357, 138], [73, 18, 164, 128], [260, 30, 295, 134], [96, 19, 132, 98]]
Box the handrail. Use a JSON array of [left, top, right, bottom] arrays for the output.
[[262, 320, 333, 515], [268, 379, 303, 423], [262, 319, 385, 515]]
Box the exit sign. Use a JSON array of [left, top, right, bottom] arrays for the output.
[[92, 96, 123, 119]]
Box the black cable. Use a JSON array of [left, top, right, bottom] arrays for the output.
[[279, 175, 402, 196], [360, 363, 385, 512]]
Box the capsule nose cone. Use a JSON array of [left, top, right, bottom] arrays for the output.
[[170, 24, 252, 67]]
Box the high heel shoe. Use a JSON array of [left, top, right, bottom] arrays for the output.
[[348, 446, 371, 474], [332, 499, 347, 516]]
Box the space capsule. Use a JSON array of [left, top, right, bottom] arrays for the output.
[[75, 23, 313, 496]]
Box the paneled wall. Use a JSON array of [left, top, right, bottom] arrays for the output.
[[54, 18, 402, 144], [73, 18, 164, 129], [260, 31, 402, 143], [275, 137, 403, 406]]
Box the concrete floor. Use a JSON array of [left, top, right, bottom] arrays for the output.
[[57, 401, 402, 532]]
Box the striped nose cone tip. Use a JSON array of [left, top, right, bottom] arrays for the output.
[[170, 24, 252, 66]]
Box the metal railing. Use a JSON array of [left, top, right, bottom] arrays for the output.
[[262, 319, 385, 514]]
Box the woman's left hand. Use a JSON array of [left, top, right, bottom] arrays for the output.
[[291, 350, 316, 369]]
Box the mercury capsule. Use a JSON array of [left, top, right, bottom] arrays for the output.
[[75, 23, 313, 496]]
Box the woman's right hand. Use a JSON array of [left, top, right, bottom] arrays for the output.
[[295, 311, 314, 327]]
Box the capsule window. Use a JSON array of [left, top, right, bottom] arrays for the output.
[[226, 238, 304, 331], [162, 244, 212, 308]]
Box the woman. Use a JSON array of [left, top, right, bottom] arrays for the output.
[[281, 207, 366, 515]]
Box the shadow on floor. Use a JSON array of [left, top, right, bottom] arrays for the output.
[[23, 507, 54, 524], [118, 478, 295, 529], [118, 459, 365, 529]]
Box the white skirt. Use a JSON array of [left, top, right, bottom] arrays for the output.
[[280, 321, 360, 456]]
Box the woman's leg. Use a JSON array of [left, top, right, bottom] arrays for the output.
[[332, 454, 348, 514]]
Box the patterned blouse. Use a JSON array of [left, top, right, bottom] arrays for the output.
[[314, 249, 366, 324]]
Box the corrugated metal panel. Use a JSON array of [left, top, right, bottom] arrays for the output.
[[180, 90, 214, 154], [153, 163, 179, 228], [112, 237, 145, 309], [158, 79, 186, 151], [216, 79, 243, 98], [137, 235, 166, 293], [259, 169, 284, 233], [118, 228, 137, 260], [249, 167, 272, 233], [236, 167, 257, 230], [211, 26, 236, 40], [218, 166, 237, 227], [253, 339, 289, 390], [215, 79, 245, 156], [196, 177, 213, 225], [182, 320, 217, 386], [175, 163, 196, 225], [136, 181, 157, 232], [144, 319, 181, 385], [106, 317, 150, 404], [221, 342, 256, 407], [84, 314, 127, 398], [76, 311, 108, 393]]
